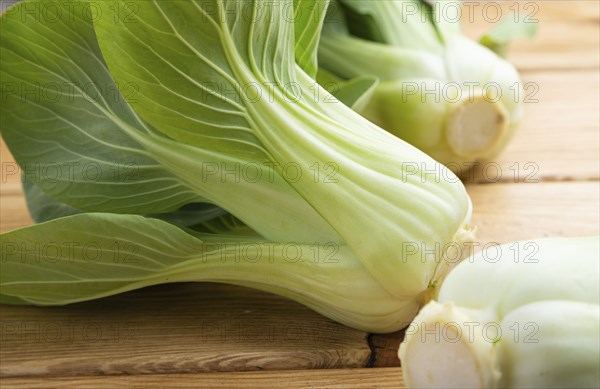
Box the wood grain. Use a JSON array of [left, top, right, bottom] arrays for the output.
[[2, 180, 598, 375], [0, 368, 404, 389], [0, 183, 32, 233], [0, 283, 370, 377], [469, 71, 600, 182], [462, 0, 600, 71], [469, 181, 600, 244]]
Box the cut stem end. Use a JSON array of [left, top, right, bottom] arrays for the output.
[[399, 302, 499, 389], [446, 95, 509, 159]]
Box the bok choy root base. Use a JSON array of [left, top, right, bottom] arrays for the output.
[[0, 0, 473, 333]]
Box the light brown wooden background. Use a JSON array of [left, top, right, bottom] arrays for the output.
[[1, 1, 599, 388]]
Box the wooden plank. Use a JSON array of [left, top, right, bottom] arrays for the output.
[[461, 1, 600, 71], [2, 180, 598, 374], [0, 142, 20, 185], [0, 183, 31, 233], [469, 181, 600, 244], [0, 283, 370, 377], [468, 70, 599, 182], [0, 137, 30, 231], [0, 368, 405, 389]]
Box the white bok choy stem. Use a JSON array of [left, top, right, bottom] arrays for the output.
[[400, 237, 600, 388]]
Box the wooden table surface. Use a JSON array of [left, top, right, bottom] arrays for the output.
[[1, 1, 599, 388]]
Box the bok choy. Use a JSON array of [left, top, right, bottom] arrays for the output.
[[0, 0, 473, 332], [400, 237, 600, 388], [319, 0, 531, 171]]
